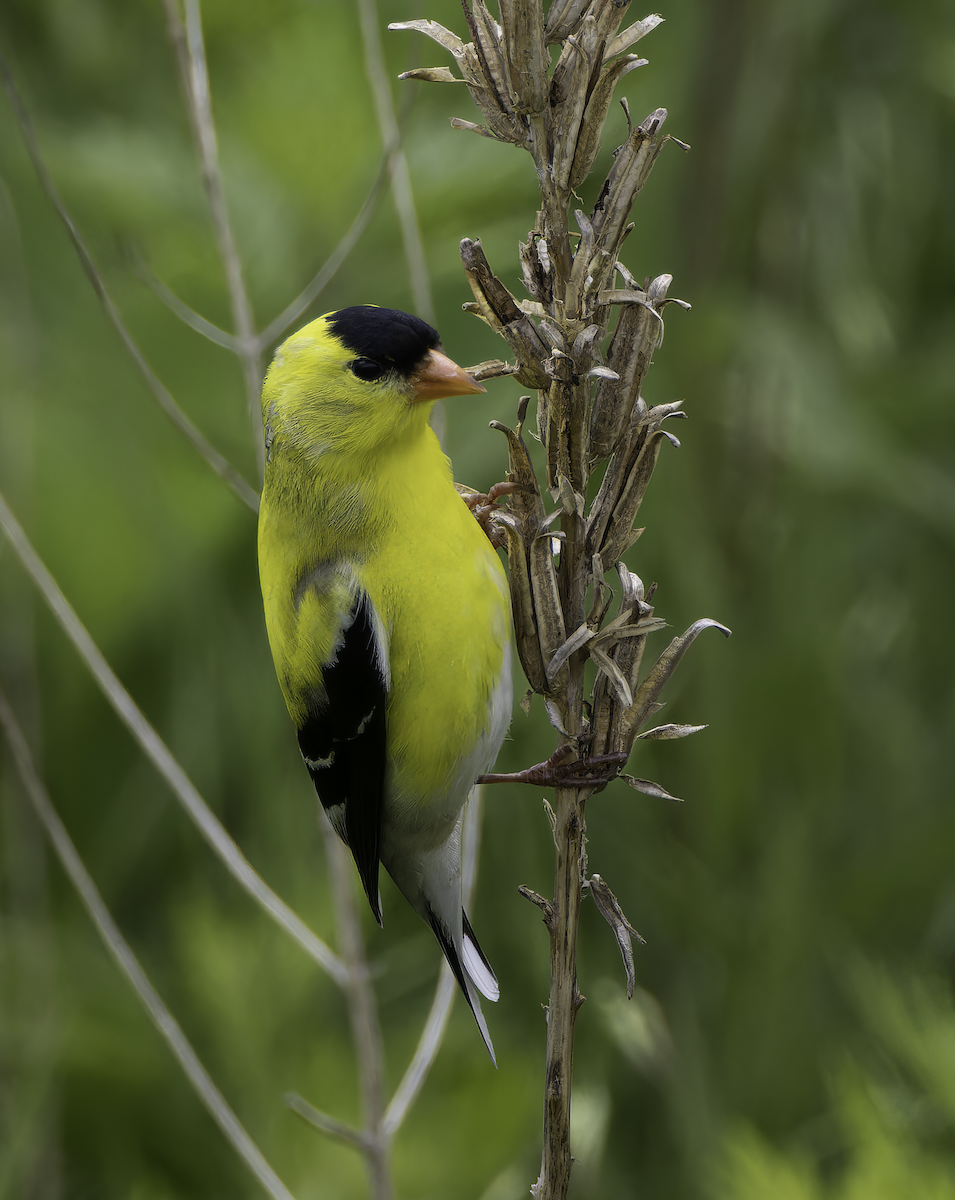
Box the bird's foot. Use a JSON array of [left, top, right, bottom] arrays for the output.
[[477, 745, 628, 789], [460, 480, 522, 548]]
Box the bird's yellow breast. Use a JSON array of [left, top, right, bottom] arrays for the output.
[[353, 428, 509, 805], [258, 420, 509, 808]]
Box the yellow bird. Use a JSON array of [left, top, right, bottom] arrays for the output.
[[257, 305, 511, 1060]]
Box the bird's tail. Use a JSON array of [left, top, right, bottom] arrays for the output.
[[426, 904, 499, 1066]]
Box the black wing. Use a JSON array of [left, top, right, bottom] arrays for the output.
[[296, 592, 388, 924]]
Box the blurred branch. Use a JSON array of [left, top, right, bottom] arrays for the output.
[[0, 47, 259, 514], [274, 9, 487, 1181], [385, 969, 457, 1137], [256, 152, 392, 350], [384, 787, 485, 1136], [130, 249, 238, 351], [0, 686, 300, 1200], [320, 818, 394, 1200], [358, 0, 435, 326], [284, 1093, 369, 1150], [163, 0, 263, 465], [0, 491, 346, 987], [286, 785, 489, 1191]]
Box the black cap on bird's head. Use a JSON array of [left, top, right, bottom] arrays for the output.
[[326, 305, 485, 403], [327, 306, 439, 374]]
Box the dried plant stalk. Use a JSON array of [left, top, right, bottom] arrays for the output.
[[393, 5, 729, 1197]]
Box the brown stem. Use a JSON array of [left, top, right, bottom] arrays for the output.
[[322, 823, 394, 1200], [534, 785, 586, 1200]]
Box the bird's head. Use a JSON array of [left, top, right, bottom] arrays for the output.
[[262, 306, 485, 463]]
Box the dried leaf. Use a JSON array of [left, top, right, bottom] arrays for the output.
[[543, 0, 591, 44], [398, 66, 461, 83], [544, 695, 570, 736], [621, 618, 732, 744], [531, 531, 569, 687], [590, 642, 633, 709], [388, 19, 465, 57], [546, 621, 594, 685], [493, 513, 548, 693], [590, 108, 668, 259], [636, 722, 708, 740], [628, 619, 729, 729], [620, 775, 683, 802], [569, 56, 648, 190], [587, 873, 646, 999], [603, 15, 665, 61], [449, 116, 494, 138]]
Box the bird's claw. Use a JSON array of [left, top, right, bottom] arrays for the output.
[[459, 480, 523, 549], [477, 745, 628, 789]]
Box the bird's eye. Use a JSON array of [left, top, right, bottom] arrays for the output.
[[350, 357, 385, 382]]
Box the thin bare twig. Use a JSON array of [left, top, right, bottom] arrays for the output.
[[321, 819, 394, 1200], [0, 687, 299, 1200], [163, 0, 263, 460], [384, 787, 486, 1135], [0, 48, 259, 513], [256, 152, 392, 351], [130, 251, 238, 351], [358, 0, 435, 326], [385, 969, 458, 1137], [284, 1093, 369, 1150], [288, 785, 489, 1183], [0, 491, 346, 987], [279, 13, 462, 1185]]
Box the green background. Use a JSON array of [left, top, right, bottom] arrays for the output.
[[2, 1, 955, 1197]]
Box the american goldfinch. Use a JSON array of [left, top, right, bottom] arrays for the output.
[[258, 305, 511, 1060]]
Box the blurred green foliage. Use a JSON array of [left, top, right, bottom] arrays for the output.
[[2, 0, 955, 1197]]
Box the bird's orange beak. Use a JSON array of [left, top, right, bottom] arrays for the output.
[[411, 349, 486, 402]]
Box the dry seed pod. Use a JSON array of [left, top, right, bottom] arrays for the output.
[[543, 0, 591, 44], [590, 109, 669, 262], [590, 564, 651, 756], [618, 619, 731, 748], [388, 18, 465, 59], [461, 238, 552, 386], [529, 528, 569, 690], [494, 512, 549, 694], [589, 282, 669, 461], [588, 402, 686, 566], [519, 232, 554, 306], [489, 416, 546, 532], [499, 0, 549, 114], [551, 14, 601, 190], [568, 55, 649, 190], [603, 14, 665, 60]]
